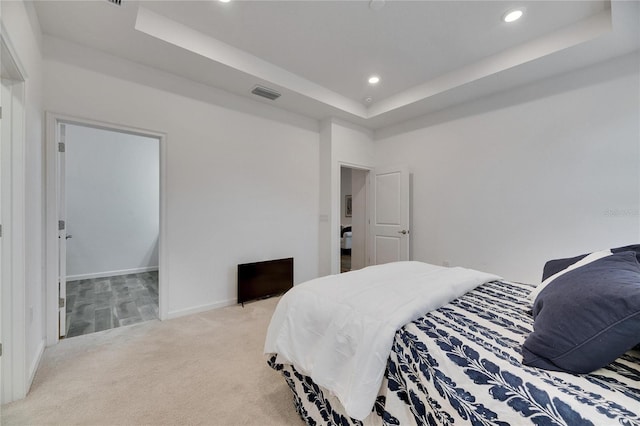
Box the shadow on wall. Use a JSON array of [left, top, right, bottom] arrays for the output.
[[146, 235, 160, 269]]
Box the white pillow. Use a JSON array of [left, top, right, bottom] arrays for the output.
[[527, 249, 612, 302]]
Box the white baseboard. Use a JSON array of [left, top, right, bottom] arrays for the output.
[[66, 266, 159, 281], [27, 339, 46, 391], [166, 298, 237, 320]]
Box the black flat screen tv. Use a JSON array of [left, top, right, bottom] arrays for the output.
[[237, 257, 293, 305]]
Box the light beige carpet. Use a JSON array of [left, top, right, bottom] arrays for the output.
[[2, 296, 302, 425]]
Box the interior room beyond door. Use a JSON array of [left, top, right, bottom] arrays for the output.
[[340, 166, 369, 273], [60, 123, 160, 338]]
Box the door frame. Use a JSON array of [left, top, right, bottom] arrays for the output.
[[335, 162, 371, 274], [45, 112, 168, 346], [1, 28, 28, 404]]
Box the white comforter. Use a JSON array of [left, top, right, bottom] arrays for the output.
[[264, 261, 501, 420]]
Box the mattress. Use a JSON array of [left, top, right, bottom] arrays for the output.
[[269, 280, 640, 425]]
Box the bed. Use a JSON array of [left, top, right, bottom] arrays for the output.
[[265, 255, 640, 425], [341, 226, 352, 251]]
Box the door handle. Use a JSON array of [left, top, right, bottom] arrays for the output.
[[65, 234, 73, 240], [398, 230, 409, 235]]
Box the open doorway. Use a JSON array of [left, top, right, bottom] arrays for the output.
[[58, 122, 160, 338], [340, 166, 369, 273]]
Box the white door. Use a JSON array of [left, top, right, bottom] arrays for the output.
[[350, 168, 368, 271], [0, 76, 15, 399], [371, 165, 410, 264], [57, 123, 67, 338], [0, 78, 7, 393]]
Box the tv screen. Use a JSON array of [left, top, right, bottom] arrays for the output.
[[237, 257, 293, 305]]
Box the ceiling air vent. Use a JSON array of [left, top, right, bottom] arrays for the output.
[[251, 85, 281, 101], [107, 0, 122, 5]]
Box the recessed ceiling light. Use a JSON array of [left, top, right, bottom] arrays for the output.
[[219, 0, 231, 3], [503, 9, 524, 23], [368, 75, 380, 85]]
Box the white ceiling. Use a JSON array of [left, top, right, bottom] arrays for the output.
[[34, 0, 640, 129]]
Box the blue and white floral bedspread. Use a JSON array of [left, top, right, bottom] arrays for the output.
[[269, 280, 640, 425]]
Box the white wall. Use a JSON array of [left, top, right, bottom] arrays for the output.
[[332, 121, 374, 274], [340, 167, 352, 226], [318, 120, 332, 276], [44, 38, 319, 318], [65, 124, 159, 279], [319, 119, 374, 275], [375, 53, 640, 285], [1, 0, 46, 402]]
